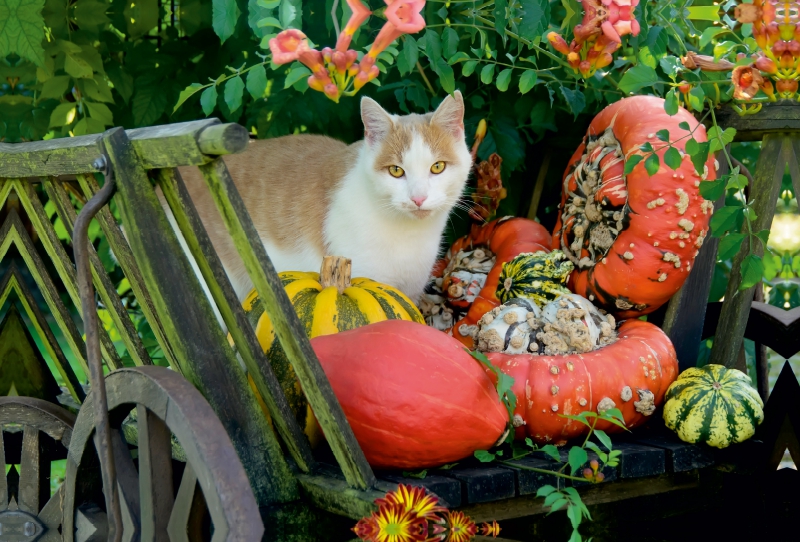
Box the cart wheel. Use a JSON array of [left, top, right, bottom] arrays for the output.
[[62, 366, 264, 542], [0, 396, 76, 541]]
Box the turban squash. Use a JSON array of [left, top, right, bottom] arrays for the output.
[[310, 320, 508, 469], [485, 319, 678, 445], [242, 256, 423, 447], [552, 95, 716, 318], [421, 217, 552, 348]]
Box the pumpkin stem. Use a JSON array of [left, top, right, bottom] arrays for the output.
[[320, 256, 352, 294]]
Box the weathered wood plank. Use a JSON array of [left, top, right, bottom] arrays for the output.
[[0, 264, 86, 402], [0, 210, 91, 375], [714, 102, 800, 141], [167, 463, 198, 542], [19, 426, 48, 514], [76, 173, 176, 368], [137, 405, 174, 542], [0, 120, 249, 177], [198, 157, 376, 490], [709, 135, 790, 368], [459, 471, 701, 523], [442, 466, 516, 505], [42, 178, 151, 367], [5, 180, 122, 369], [156, 167, 314, 473], [103, 125, 297, 506], [295, 473, 384, 519]]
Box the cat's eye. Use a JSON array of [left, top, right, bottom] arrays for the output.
[[430, 161, 446, 174], [388, 165, 405, 178]]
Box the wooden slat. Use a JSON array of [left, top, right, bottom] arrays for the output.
[[137, 405, 174, 542], [3, 181, 122, 369], [442, 466, 516, 505], [709, 135, 791, 368], [295, 473, 385, 519], [0, 264, 85, 402], [19, 425, 48, 514], [108, 428, 141, 542], [0, 210, 91, 375], [102, 126, 297, 506], [713, 102, 800, 141], [167, 463, 198, 542], [156, 167, 314, 473], [77, 173, 176, 369], [42, 178, 151, 366], [198, 157, 376, 490], [0, 120, 249, 177]]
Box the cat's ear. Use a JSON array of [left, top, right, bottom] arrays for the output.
[[431, 90, 465, 138], [361, 97, 394, 146]]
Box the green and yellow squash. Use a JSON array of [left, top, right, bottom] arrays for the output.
[[496, 250, 574, 306], [663, 364, 764, 449], [242, 255, 423, 447]]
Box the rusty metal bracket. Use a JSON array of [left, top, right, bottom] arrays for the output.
[[73, 154, 122, 542]]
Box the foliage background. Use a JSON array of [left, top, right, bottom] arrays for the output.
[[2, 0, 800, 376]]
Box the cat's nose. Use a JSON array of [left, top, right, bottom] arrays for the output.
[[411, 196, 427, 207]]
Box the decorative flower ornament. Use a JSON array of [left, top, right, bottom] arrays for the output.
[[548, 0, 640, 78], [352, 484, 501, 542], [269, 0, 427, 102]]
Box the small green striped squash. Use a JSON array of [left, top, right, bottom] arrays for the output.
[[496, 250, 574, 306], [242, 270, 424, 447], [663, 364, 764, 449]]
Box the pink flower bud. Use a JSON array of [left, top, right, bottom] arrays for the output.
[[548, 32, 571, 55], [755, 55, 778, 74]]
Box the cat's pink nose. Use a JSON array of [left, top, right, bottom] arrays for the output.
[[411, 196, 427, 207]]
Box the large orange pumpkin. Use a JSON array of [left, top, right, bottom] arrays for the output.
[[552, 96, 715, 318], [310, 320, 508, 469], [422, 217, 552, 348], [486, 319, 678, 445]]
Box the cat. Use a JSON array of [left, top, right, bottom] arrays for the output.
[[163, 91, 473, 312]]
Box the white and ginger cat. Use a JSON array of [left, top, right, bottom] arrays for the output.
[[168, 91, 472, 307]]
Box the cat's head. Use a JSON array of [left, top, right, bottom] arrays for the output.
[[359, 91, 472, 220]]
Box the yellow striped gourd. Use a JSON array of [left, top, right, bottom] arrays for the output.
[[663, 364, 764, 449], [496, 250, 574, 306], [242, 256, 423, 447]]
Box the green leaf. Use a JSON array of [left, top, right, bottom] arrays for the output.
[[700, 26, 725, 48], [246, 65, 268, 100], [474, 449, 496, 463], [493, 0, 508, 37], [284, 65, 311, 88], [224, 75, 245, 112], [434, 57, 455, 94], [200, 85, 218, 116], [710, 205, 744, 237], [663, 147, 683, 170], [708, 126, 737, 152], [640, 142, 655, 153], [567, 503, 582, 529], [699, 178, 726, 201], [519, 70, 538, 94], [398, 36, 419, 76], [689, 141, 710, 175], [496, 68, 513, 92], [81, 76, 114, 103], [401, 469, 427, 479], [624, 155, 643, 175], [132, 85, 168, 127], [755, 229, 770, 248], [462, 60, 478, 77], [568, 447, 588, 474], [664, 89, 679, 115], [480, 64, 495, 84], [656, 129, 670, 142], [72, 117, 106, 136], [518, 0, 550, 41], [39, 75, 71, 100], [541, 444, 561, 463], [593, 429, 612, 451], [212, 0, 242, 43], [85, 101, 113, 126], [65, 54, 94, 79], [423, 30, 442, 63], [568, 529, 583, 542], [740, 254, 764, 290], [679, 121, 691, 131], [107, 64, 134, 103], [687, 86, 706, 111], [544, 491, 564, 507], [718, 233, 745, 261], [618, 64, 659, 94], [644, 153, 660, 176], [536, 485, 557, 498], [549, 498, 569, 513], [48, 103, 76, 128], [173, 83, 206, 113], [560, 86, 586, 118], [727, 173, 749, 190], [278, 0, 302, 29], [743, 207, 758, 222], [441, 27, 459, 59], [0, 0, 47, 66]]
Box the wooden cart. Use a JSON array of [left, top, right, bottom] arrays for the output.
[[0, 110, 797, 541]]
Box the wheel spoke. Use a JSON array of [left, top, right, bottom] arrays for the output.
[[107, 428, 141, 542], [137, 405, 174, 542], [19, 425, 47, 514], [167, 462, 198, 542], [38, 484, 64, 530]]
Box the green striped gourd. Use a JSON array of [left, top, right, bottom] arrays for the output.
[[496, 250, 574, 306], [663, 364, 764, 449], [241, 256, 423, 447]]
